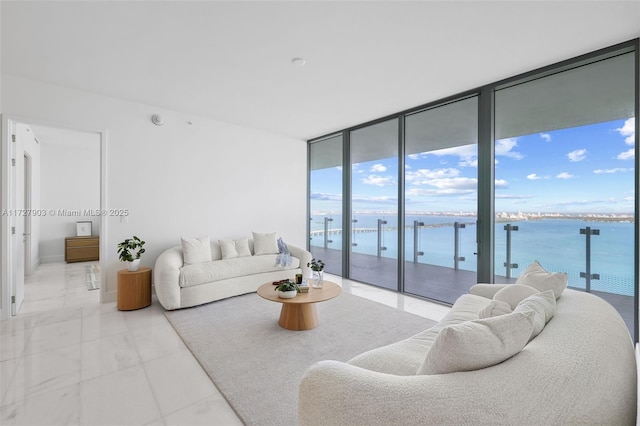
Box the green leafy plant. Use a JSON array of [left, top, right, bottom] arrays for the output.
[[308, 258, 325, 272], [117, 236, 146, 262], [274, 280, 300, 293]]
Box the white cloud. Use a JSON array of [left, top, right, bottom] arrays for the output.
[[370, 163, 387, 172], [361, 174, 395, 187], [567, 149, 586, 162], [406, 168, 459, 185], [494, 179, 508, 189], [406, 176, 478, 196], [409, 145, 478, 168], [527, 173, 542, 180], [427, 177, 477, 190], [540, 133, 551, 142], [617, 148, 634, 160], [556, 172, 574, 179], [310, 192, 342, 201], [616, 118, 635, 146], [495, 194, 533, 200], [495, 138, 524, 160], [352, 195, 396, 204], [593, 168, 631, 174]]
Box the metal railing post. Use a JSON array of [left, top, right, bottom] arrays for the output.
[[454, 222, 466, 270], [351, 218, 358, 247], [323, 217, 333, 249], [503, 224, 519, 279], [377, 219, 387, 257], [580, 226, 600, 292], [413, 220, 424, 263]]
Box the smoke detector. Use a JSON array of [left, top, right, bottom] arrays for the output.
[[151, 114, 164, 126]]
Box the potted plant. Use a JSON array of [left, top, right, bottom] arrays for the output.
[[117, 235, 146, 271], [274, 279, 300, 299], [308, 258, 325, 288]]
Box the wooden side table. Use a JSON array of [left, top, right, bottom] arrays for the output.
[[117, 267, 152, 311]]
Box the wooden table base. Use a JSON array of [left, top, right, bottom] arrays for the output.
[[279, 303, 319, 331]]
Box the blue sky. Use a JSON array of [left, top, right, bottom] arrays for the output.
[[310, 118, 635, 214]]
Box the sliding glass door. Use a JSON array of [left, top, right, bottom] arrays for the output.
[[350, 119, 399, 290], [494, 51, 636, 336], [309, 135, 343, 276], [404, 97, 478, 304]]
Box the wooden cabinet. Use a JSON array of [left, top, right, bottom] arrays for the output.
[[117, 267, 152, 310], [65, 236, 99, 263]]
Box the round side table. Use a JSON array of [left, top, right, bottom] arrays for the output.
[[117, 267, 152, 311]]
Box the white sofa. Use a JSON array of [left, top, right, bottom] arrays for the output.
[[299, 283, 637, 425], [154, 235, 311, 310]]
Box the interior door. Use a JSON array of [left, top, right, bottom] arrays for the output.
[[24, 153, 32, 276], [11, 122, 25, 315]]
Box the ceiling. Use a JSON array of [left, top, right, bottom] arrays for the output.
[[2, 1, 639, 141]]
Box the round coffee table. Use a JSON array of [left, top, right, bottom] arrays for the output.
[[257, 281, 341, 330]]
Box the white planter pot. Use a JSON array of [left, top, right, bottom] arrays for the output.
[[277, 290, 297, 299], [127, 259, 141, 272]]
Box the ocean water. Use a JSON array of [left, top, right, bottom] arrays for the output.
[[310, 214, 635, 296]]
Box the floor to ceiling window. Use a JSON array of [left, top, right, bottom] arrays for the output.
[[349, 119, 399, 290], [309, 134, 343, 276], [308, 39, 638, 340], [494, 50, 636, 335], [404, 96, 478, 304]]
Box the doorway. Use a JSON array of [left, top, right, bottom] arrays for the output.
[[1, 116, 107, 319]]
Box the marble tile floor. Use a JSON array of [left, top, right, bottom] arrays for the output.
[[1, 262, 450, 425]]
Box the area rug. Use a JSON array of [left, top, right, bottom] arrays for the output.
[[164, 292, 437, 426]]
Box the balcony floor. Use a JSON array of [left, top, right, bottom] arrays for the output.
[[310, 246, 635, 338]]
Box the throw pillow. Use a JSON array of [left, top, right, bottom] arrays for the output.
[[470, 284, 509, 299], [181, 237, 212, 265], [514, 290, 556, 340], [219, 239, 239, 260], [276, 237, 292, 267], [418, 310, 535, 375], [493, 284, 539, 310], [515, 261, 567, 299], [478, 299, 512, 319], [235, 238, 252, 257], [253, 232, 279, 255]]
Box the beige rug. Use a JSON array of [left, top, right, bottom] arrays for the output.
[[164, 291, 436, 426]]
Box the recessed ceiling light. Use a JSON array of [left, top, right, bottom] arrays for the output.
[[291, 57, 306, 66]]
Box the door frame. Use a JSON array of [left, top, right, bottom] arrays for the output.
[[1, 114, 108, 320]]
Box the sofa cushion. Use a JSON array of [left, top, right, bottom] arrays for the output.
[[417, 310, 535, 375], [514, 290, 556, 340], [179, 255, 300, 288], [516, 260, 567, 299], [493, 284, 539, 310], [253, 232, 279, 255], [478, 299, 512, 319], [348, 294, 493, 376], [236, 238, 252, 257], [469, 283, 509, 299], [181, 237, 212, 265], [219, 238, 252, 260], [219, 239, 239, 259]]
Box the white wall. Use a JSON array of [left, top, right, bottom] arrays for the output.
[[37, 128, 100, 263], [2, 75, 307, 301]]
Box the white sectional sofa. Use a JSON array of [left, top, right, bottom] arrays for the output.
[[299, 263, 637, 425], [154, 233, 311, 310]]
